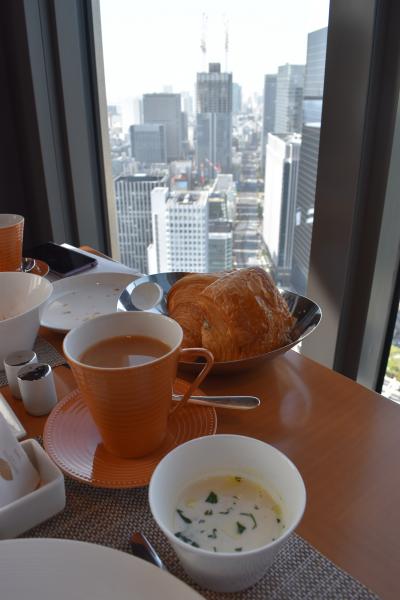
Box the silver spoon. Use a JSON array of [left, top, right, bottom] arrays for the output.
[[129, 532, 165, 569], [173, 393, 260, 410]]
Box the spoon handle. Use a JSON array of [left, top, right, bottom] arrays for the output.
[[173, 394, 260, 410], [129, 532, 165, 570]]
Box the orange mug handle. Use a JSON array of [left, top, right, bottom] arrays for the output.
[[170, 348, 214, 414]]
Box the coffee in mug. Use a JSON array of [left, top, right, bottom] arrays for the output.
[[63, 312, 214, 458], [80, 335, 171, 368]]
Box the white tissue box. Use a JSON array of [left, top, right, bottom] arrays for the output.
[[0, 439, 66, 539]]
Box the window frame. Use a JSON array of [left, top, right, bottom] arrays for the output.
[[4, 0, 400, 391], [301, 0, 400, 390]]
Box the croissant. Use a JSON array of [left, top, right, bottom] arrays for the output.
[[167, 273, 222, 347], [168, 268, 295, 361]]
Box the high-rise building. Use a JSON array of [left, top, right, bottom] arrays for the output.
[[142, 94, 182, 162], [263, 133, 301, 284], [180, 111, 189, 158], [208, 224, 233, 272], [292, 27, 328, 294], [132, 97, 143, 125], [261, 74, 277, 170], [274, 64, 305, 134], [149, 189, 209, 273], [232, 83, 242, 114], [115, 174, 167, 273], [181, 92, 194, 117], [208, 193, 233, 272], [212, 173, 236, 219], [130, 124, 167, 165], [169, 160, 193, 190], [196, 63, 233, 181], [107, 105, 120, 128]]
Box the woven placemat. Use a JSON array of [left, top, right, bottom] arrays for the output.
[[21, 473, 380, 599], [0, 337, 66, 387]]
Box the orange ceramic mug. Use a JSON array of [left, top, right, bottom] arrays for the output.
[[0, 214, 24, 272], [63, 311, 214, 458]]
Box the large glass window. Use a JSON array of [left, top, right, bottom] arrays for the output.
[[99, 0, 329, 293]]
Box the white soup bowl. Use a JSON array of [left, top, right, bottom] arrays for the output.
[[0, 272, 53, 365], [149, 434, 306, 592]]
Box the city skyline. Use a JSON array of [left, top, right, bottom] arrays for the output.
[[100, 0, 329, 105]]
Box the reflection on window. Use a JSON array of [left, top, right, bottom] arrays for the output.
[[100, 0, 329, 293]]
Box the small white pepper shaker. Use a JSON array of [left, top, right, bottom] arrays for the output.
[[3, 350, 38, 399], [17, 363, 58, 416]]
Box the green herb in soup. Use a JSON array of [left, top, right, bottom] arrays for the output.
[[173, 475, 284, 552]]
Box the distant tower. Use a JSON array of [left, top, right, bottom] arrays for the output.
[[130, 124, 167, 165], [200, 13, 208, 70], [196, 63, 233, 181], [263, 133, 301, 284], [142, 94, 182, 162], [224, 17, 229, 72], [262, 74, 277, 171], [114, 174, 168, 272], [232, 83, 242, 114], [150, 189, 209, 273], [274, 64, 305, 134], [292, 27, 328, 294]]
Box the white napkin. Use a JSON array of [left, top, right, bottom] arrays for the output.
[[0, 414, 40, 508]]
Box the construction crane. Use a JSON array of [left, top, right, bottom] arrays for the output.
[[224, 16, 229, 72], [200, 13, 208, 70]]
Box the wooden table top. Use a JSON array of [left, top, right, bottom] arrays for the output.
[[3, 254, 400, 599]]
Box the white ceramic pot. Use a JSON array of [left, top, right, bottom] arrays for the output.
[[0, 273, 53, 365], [149, 434, 306, 593]]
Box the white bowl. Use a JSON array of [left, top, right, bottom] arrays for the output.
[[149, 434, 306, 592], [0, 273, 53, 365]]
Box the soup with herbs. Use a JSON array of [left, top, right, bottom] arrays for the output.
[[80, 335, 171, 368], [174, 475, 284, 553]]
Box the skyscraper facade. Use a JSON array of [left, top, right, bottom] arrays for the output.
[[274, 64, 305, 134], [196, 63, 233, 181], [142, 94, 182, 162], [115, 174, 167, 273], [150, 189, 208, 273], [292, 27, 328, 294], [232, 82, 242, 114], [261, 74, 277, 170], [132, 97, 143, 125], [181, 92, 194, 117], [130, 124, 167, 165], [263, 133, 301, 283], [208, 193, 233, 272]]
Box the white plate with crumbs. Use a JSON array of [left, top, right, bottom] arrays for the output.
[[0, 539, 203, 600], [41, 272, 138, 332]]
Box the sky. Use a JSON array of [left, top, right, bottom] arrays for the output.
[[100, 0, 329, 107]]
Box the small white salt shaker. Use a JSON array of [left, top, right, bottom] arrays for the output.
[[3, 350, 38, 399], [17, 363, 57, 416]]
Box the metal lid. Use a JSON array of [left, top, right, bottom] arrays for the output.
[[17, 363, 51, 382]]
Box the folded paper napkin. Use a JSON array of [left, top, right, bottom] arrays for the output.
[[0, 415, 40, 508]]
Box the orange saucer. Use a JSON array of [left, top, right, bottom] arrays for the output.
[[43, 381, 217, 488]]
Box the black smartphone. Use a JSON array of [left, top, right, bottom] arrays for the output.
[[28, 242, 98, 277]]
